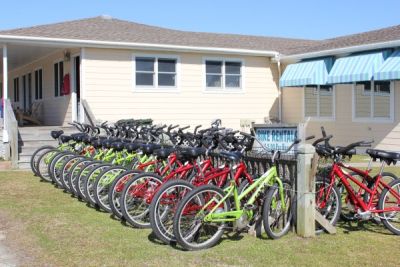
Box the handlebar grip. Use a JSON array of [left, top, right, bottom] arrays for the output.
[[179, 125, 190, 131], [305, 135, 315, 141]]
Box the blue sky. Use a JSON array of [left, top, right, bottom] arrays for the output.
[[1, 0, 399, 40]]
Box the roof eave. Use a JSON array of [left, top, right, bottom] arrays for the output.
[[280, 39, 400, 63], [0, 35, 279, 57]]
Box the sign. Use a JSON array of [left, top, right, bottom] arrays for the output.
[[252, 124, 298, 152]]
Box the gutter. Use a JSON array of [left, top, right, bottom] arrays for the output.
[[0, 35, 279, 57], [280, 39, 400, 63]]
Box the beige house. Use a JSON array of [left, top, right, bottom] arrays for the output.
[[1, 16, 400, 152]]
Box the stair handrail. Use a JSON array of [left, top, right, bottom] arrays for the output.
[[4, 99, 18, 168], [81, 99, 96, 127]]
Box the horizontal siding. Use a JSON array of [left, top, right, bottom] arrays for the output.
[[84, 48, 279, 129], [282, 82, 400, 150]]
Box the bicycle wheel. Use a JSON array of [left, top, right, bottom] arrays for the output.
[[68, 158, 92, 197], [108, 170, 142, 219], [30, 145, 54, 176], [378, 179, 400, 235], [49, 152, 75, 188], [94, 166, 128, 212], [75, 161, 103, 201], [83, 164, 112, 207], [149, 179, 195, 244], [120, 172, 163, 228], [173, 185, 230, 251], [37, 149, 61, 182], [315, 176, 341, 234], [263, 181, 293, 239], [60, 156, 85, 192]]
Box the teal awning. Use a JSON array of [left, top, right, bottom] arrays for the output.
[[327, 50, 390, 84], [374, 50, 400, 80], [279, 58, 333, 87]]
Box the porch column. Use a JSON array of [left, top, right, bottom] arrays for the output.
[[3, 44, 8, 142]]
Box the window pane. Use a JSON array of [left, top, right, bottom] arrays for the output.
[[225, 75, 241, 88], [59, 62, 64, 96], [304, 86, 317, 117], [374, 81, 390, 94], [158, 73, 175, 86], [206, 75, 222, 87], [35, 71, 39, 100], [158, 59, 176, 72], [206, 61, 222, 74], [355, 83, 371, 118], [356, 81, 371, 92], [39, 70, 43, 99], [136, 57, 155, 72], [136, 73, 154, 86], [319, 85, 332, 95], [225, 62, 241, 74]]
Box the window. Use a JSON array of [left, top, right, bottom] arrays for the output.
[[135, 56, 177, 88], [35, 69, 43, 100], [54, 61, 64, 97], [13, 78, 19, 102], [354, 81, 393, 121], [205, 59, 242, 90], [304, 85, 334, 119]]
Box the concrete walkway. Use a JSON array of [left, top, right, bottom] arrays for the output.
[[0, 231, 17, 267]]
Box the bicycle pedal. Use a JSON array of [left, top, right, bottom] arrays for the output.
[[244, 204, 256, 211]]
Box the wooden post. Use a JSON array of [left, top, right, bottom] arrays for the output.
[[296, 143, 316, 237]]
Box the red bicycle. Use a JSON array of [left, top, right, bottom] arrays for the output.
[[314, 136, 400, 235]]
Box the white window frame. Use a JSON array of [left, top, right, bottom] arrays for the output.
[[34, 67, 44, 101], [303, 85, 336, 121], [203, 57, 244, 93], [352, 81, 394, 123], [132, 53, 180, 93]]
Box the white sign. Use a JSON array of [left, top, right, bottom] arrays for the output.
[[253, 125, 298, 151]]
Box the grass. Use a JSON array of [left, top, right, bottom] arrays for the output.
[[0, 171, 399, 266]]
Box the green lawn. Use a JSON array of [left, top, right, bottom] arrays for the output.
[[0, 171, 399, 266]]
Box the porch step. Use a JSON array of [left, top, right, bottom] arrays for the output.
[[17, 126, 77, 169]]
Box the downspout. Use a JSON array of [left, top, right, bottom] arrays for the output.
[[276, 54, 282, 122]]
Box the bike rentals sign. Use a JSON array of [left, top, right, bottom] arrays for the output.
[[252, 124, 299, 151]]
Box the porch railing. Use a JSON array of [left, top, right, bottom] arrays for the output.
[[81, 99, 96, 127], [4, 99, 18, 168]]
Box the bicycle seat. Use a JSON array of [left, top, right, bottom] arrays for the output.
[[141, 144, 161, 155], [102, 139, 114, 149], [155, 147, 176, 159], [111, 142, 125, 151], [50, 130, 64, 139], [180, 147, 206, 158], [91, 139, 103, 148], [219, 151, 242, 162], [124, 142, 142, 152], [366, 148, 400, 165], [60, 135, 72, 143], [335, 146, 356, 156], [82, 135, 92, 144]]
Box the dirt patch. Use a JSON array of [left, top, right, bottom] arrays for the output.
[[0, 211, 42, 266]]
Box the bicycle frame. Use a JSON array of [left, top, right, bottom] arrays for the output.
[[203, 166, 282, 223]]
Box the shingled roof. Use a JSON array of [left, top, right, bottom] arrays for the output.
[[0, 16, 317, 54], [0, 16, 399, 57]]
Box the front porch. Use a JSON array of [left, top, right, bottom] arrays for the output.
[[0, 42, 85, 167]]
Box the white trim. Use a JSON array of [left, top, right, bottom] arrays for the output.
[[280, 39, 400, 63], [3, 44, 8, 142], [352, 81, 394, 123], [132, 53, 180, 93], [0, 35, 278, 57], [80, 48, 85, 123], [202, 57, 245, 93], [303, 85, 335, 121], [71, 53, 79, 121]]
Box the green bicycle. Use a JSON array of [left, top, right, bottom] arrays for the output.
[[172, 135, 309, 250]]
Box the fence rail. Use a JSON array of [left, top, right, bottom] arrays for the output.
[[4, 99, 18, 168]]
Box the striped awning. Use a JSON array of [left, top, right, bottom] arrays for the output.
[[374, 50, 400, 80], [327, 50, 389, 84], [279, 58, 333, 87]]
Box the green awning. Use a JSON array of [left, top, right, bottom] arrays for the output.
[[279, 58, 333, 87], [374, 50, 400, 80], [327, 50, 390, 83]]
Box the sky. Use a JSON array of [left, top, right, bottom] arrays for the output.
[[0, 0, 399, 40]]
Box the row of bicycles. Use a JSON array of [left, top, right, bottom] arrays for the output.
[[30, 119, 400, 250]]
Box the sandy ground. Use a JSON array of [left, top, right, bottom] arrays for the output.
[[0, 230, 17, 267]]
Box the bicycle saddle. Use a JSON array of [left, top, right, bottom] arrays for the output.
[[335, 146, 356, 156], [102, 139, 114, 149], [60, 135, 72, 143], [50, 130, 64, 139], [82, 135, 92, 144], [124, 142, 142, 152], [366, 148, 400, 165], [155, 147, 176, 159], [180, 147, 206, 158], [111, 142, 125, 151], [219, 151, 242, 162], [141, 144, 161, 155], [91, 139, 103, 148]]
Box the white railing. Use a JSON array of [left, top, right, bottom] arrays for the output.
[[4, 99, 18, 168]]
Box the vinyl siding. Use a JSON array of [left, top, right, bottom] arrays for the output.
[[282, 82, 400, 150], [83, 48, 280, 129], [6, 49, 78, 126]]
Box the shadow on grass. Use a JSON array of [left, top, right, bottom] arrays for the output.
[[337, 220, 391, 235]]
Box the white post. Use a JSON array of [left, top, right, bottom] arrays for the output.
[[71, 56, 77, 122], [296, 143, 316, 237], [3, 44, 8, 142], [79, 48, 85, 123]]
